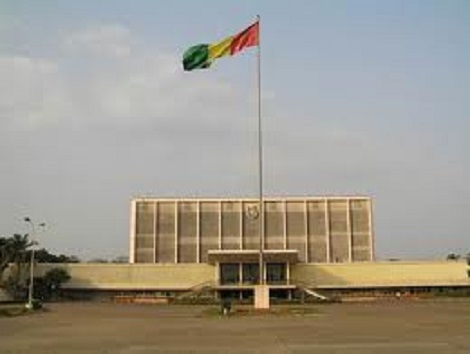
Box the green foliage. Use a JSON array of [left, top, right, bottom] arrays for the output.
[[1, 235, 80, 275], [446, 253, 461, 260], [45, 268, 71, 285], [3, 275, 27, 300], [34, 248, 80, 263], [1, 234, 32, 278], [30, 299, 43, 310], [1, 233, 77, 301], [1, 234, 32, 298], [32, 268, 71, 301]]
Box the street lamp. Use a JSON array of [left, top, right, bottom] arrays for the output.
[[24, 217, 46, 309]]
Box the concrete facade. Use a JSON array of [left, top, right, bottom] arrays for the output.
[[130, 197, 374, 264]]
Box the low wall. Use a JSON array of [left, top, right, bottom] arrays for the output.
[[34, 260, 470, 291], [35, 263, 215, 290], [291, 261, 470, 288]]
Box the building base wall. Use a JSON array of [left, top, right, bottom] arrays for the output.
[[291, 261, 470, 288], [34, 263, 215, 291], [33, 260, 470, 295]]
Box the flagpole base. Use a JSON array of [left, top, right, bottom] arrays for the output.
[[254, 285, 270, 309]]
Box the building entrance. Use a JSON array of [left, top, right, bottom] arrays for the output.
[[266, 263, 287, 284], [219, 262, 287, 285], [242, 263, 259, 284], [219, 263, 240, 285]]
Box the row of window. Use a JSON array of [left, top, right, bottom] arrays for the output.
[[219, 263, 287, 285]]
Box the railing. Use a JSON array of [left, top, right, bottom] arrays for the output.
[[175, 280, 216, 300], [291, 279, 331, 301]]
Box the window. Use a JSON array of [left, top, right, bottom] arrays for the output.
[[220, 263, 240, 285], [242, 263, 259, 284], [266, 263, 286, 284]]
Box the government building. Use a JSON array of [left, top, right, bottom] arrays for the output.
[[130, 196, 373, 293], [29, 195, 470, 301]]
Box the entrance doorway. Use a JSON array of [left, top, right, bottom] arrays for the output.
[[242, 263, 259, 284], [219, 263, 239, 285], [219, 262, 288, 285], [266, 263, 286, 284]]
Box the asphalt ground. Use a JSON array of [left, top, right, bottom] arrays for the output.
[[1, 300, 469, 353]]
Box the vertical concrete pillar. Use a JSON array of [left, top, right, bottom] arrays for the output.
[[174, 201, 178, 263], [153, 201, 157, 263], [283, 199, 287, 250], [218, 201, 222, 250], [240, 201, 244, 250], [286, 262, 290, 285], [347, 198, 352, 263], [196, 201, 200, 263], [129, 200, 137, 264], [325, 198, 331, 263], [263, 260, 267, 283], [368, 198, 375, 261], [304, 200, 309, 262]]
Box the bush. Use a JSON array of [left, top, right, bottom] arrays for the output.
[[32, 268, 71, 301]]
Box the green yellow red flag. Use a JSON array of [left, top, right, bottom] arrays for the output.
[[183, 21, 259, 71]]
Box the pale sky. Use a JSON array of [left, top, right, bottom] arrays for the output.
[[1, 1, 469, 260]]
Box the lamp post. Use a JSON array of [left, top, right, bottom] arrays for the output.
[[24, 217, 46, 309]]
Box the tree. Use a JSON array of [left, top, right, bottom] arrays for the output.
[[10, 234, 33, 271], [1, 234, 33, 299], [446, 253, 461, 261], [34, 248, 80, 263], [1, 235, 23, 276], [88, 258, 109, 263], [112, 256, 128, 263], [0, 236, 11, 276], [1, 233, 77, 300], [33, 268, 71, 301], [0, 234, 32, 280]]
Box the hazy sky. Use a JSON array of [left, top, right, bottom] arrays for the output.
[[1, 1, 469, 261]]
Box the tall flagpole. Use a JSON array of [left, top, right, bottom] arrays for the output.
[[256, 15, 264, 286]]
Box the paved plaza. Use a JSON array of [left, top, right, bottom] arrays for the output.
[[1, 300, 470, 353]]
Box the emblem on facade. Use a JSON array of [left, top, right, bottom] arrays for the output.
[[246, 205, 260, 220]]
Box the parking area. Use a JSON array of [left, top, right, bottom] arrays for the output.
[[1, 300, 470, 353]]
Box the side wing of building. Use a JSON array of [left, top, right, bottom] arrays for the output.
[[130, 197, 374, 264]]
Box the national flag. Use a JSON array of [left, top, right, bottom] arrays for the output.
[[182, 21, 259, 71]]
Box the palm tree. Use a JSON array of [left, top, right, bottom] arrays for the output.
[[0, 236, 12, 278], [0, 234, 33, 288], [10, 234, 33, 275]]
